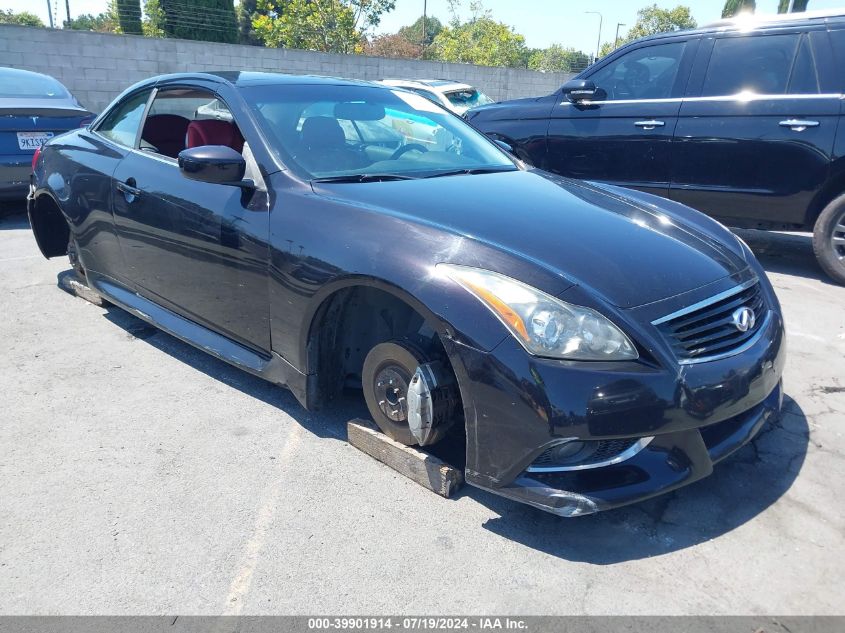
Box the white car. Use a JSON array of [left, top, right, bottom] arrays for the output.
[[377, 79, 495, 115]]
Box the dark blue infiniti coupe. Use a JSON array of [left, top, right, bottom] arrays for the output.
[[27, 72, 786, 516]]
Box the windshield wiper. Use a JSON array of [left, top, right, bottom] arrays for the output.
[[423, 167, 518, 179], [311, 173, 418, 183]]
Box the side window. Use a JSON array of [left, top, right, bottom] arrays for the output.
[[701, 34, 800, 96], [96, 90, 151, 148], [139, 89, 243, 159], [590, 41, 687, 101], [788, 36, 820, 94]]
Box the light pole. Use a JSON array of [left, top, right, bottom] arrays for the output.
[[614, 23, 626, 49], [45, 0, 54, 28], [585, 11, 603, 64]]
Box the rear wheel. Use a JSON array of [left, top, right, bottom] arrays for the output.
[[812, 195, 845, 285]]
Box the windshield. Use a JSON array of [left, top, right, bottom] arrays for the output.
[[241, 84, 515, 180], [444, 89, 494, 112], [0, 71, 70, 100]]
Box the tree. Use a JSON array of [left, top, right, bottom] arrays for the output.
[[602, 4, 696, 57], [429, 1, 528, 67], [0, 9, 45, 26], [253, 0, 396, 54], [365, 33, 422, 58], [778, 0, 809, 12], [68, 12, 121, 32], [398, 15, 443, 47], [528, 45, 590, 73], [722, 0, 756, 18], [237, 0, 261, 45], [115, 0, 143, 34], [142, 0, 165, 37], [158, 0, 238, 43]]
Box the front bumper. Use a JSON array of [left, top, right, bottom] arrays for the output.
[[449, 303, 786, 517]]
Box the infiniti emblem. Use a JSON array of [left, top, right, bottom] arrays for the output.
[[731, 307, 756, 333]]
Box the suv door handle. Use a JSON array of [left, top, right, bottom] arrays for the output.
[[634, 120, 665, 130], [779, 119, 819, 132]]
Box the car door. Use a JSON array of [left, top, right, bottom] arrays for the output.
[[70, 87, 154, 282], [670, 28, 838, 227], [111, 84, 271, 353], [546, 36, 698, 197]]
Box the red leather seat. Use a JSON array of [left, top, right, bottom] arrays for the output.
[[186, 119, 244, 153], [141, 114, 190, 158]]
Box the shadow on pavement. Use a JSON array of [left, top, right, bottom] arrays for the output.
[[734, 228, 831, 284], [475, 396, 808, 563]]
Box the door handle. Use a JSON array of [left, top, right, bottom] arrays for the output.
[[779, 119, 819, 132], [634, 120, 665, 130], [116, 178, 141, 200]]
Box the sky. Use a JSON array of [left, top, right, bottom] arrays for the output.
[[6, 0, 845, 55]]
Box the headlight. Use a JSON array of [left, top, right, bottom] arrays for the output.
[[438, 264, 638, 361]]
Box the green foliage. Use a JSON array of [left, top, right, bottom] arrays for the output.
[[253, 0, 395, 54], [398, 15, 443, 47], [157, 0, 238, 43], [0, 9, 45, 27], [142, 0, 165, 37], [778, 0, 809, 12], [429, 1, 528, 67], [365, 33, 422, 58], [602, 4, 697, 58], [528, 45, 590, 73], [116, 0, 143, 34], [237, 0, 261, 45], [722, 0, 756, 18], [68, 12, 121, 32]]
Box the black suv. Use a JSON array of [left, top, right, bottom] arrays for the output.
[[466, 10, 845, 284]]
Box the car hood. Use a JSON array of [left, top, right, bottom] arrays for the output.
[[313, 169, 747, 308]]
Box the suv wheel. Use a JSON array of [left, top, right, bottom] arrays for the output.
[[812, 195, 845, 285]]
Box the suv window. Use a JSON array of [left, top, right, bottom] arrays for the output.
[[590, 41, 688, 101], [701, 33, 805, 96], [96, 90, 152, 148]]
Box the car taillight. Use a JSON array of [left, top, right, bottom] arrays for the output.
[[32, 147, 41, 172]]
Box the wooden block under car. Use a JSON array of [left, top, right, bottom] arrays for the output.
[[347, 418, 463, 498]]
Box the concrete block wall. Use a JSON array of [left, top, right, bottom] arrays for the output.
[[0, 25, 572, 113]]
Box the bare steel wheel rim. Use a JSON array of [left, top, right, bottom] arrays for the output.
[[833, 211, 845, 262], [373, 364, 411, 423]]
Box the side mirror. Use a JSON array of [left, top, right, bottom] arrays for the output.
[[178, 145, 246, 185], [493, 139, 513, 154], [562, 79, 598, 103]]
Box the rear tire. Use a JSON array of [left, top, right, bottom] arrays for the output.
[[362, 339, 429, 446], [813, 195, 845, 285]]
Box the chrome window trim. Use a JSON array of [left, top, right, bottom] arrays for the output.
[[526, 436, 654, 473], [561, 93, 842, 106], [652, 278, 758, 326]]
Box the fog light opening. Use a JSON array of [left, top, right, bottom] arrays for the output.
[[526, 436, 654, 473]]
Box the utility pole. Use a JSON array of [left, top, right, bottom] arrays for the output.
[[585, 11, 603, 64], [422, 0, 427, 50], [45, 0, 54, 28], [64, 0, 71, 27], [614, 23, 625, 49], [787, 0, 795, 11]]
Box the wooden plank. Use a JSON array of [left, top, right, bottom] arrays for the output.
[[57, 271, 108, 307], [347, 419, 463, 498]]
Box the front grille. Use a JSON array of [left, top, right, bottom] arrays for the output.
[[654, 281, 767, 363]]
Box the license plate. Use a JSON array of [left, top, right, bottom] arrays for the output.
[[17, 131, 54, 151]]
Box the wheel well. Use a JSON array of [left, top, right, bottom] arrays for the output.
[[30, 194, 69, 258], [807, 171, 845, 230], [306, 285, 450, 407]]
